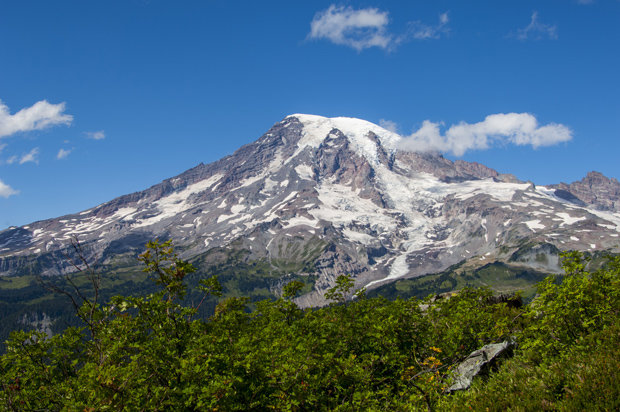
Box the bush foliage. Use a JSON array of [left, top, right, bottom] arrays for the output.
[[0, 242, 618, 410]]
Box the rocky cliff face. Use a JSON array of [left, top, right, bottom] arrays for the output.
[[550, 171, 620, 212], [1, 114, 619, 306]]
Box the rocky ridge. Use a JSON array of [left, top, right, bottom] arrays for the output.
[[549, 171, 620, 212]]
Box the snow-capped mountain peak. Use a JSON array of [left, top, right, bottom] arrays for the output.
[[286, 114, 401, 165], [1, 114, 619, 306]]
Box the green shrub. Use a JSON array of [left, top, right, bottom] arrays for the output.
[[0, 246, 617, 410]]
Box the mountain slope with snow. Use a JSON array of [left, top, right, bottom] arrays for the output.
[[1, 114, 619, 306]]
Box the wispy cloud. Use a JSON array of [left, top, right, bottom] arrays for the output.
[[57, 148, 72, 160], [516, 12, 558, 40], [19, 147, 40, 165], [85, 130, 105, 140], [0, 179, 18, 198], [0, 99, 73, 139], [397, 113, 572, 156], [6, 155, 17, 165], [309, 5, 391, 51], [0, 143, 6, 153], [308, 5, 449, 51], [379, 119, 399, 133], [405, 12, 449, 40]]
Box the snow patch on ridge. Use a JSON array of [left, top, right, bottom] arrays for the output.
[[311, 182, 396, 232], [133, 174, 223, 228], [295, 164, 314, 180], [525, 220, 545, 231], [238, 152, 285, 189], [555, 212, 586, 227], [342, 228, 374, 245], [365, 254, 410, 288], [284, 216, 320, 229], [587, 209, 620, 231]]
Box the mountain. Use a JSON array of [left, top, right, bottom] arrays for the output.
[[549, 171, 620, 212], [1, 114, 620, 307]]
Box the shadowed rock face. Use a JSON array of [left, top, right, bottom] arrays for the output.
[[394, 151, 502, 183], [1, 114, 619, 307], [550, 171, 620, 212]]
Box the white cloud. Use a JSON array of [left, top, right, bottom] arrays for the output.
[[57, 148, 72, 160], [379, 119, 399, 133], [6, 155, 17, 165], [85, 130, 105, 140], [0, 143, 6, 153], [397, 113, 572, 156], [0, 99, 73, 139], [517, 12, 558, 40], [308, 5, 448, 51], [19, 147, 40, 165], [0, 179, 18, 198], [309, 5, 392, 51]]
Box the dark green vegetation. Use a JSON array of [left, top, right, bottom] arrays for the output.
[[369, 246, 616, 303], [0, 269, 154, 348], [368, 261, 550, 302], [0, 242, 618, 410], [0, 239, 325, 348], [0, 240, 576, 348]]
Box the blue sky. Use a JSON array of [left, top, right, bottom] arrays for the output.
[[0, 0, 619, 229]]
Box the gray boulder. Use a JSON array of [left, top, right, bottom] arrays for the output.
[[446, 341, 515, 393]]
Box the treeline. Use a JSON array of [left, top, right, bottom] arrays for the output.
[[0, 241, 618, 410]]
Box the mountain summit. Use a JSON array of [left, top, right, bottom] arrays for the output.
[[1, 114, 619, 305]]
